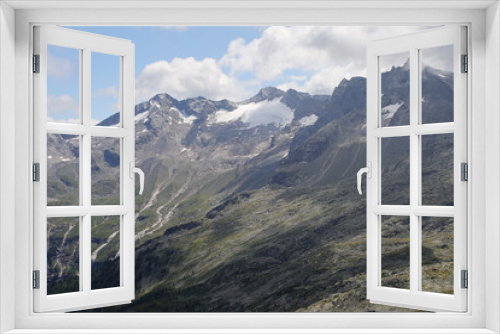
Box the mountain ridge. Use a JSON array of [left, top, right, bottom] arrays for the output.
[[97, 86, 331, 128]]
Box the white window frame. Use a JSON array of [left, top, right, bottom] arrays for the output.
[[1, 1, 499, 333], [33, 25, 136, 312], [366, 26, 468, 312]]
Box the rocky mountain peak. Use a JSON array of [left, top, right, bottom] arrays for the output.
[[243, 86, 285, 104], [179, 97, 238, 119], [281, 89, 309, 105], [150, 93, 180, 106], [402, 58, 410, 71], [324, 76, 367, 121], [147, 94, 181, 118]]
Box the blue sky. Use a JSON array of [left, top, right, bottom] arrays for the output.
[[47, 26, 432, 124], [73, 26, 265, 75], [49, 26, 268, 123]]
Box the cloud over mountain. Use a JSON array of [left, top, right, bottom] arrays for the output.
[[219, 26, 428, 95], [135, 26, 435, 102], [134, 26, 449, 106], [135, 57, 250, 102]]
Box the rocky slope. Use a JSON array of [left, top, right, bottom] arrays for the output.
[[46, 62, 455, 312]]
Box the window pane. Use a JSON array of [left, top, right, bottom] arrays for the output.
[[381, 216, 410, 289], [380, 52, 410, 127], [47, 45, 80, 124], [381, 137, 410, 205], [421, 217, 453, 294], [91, 137, 121, 205], [421, 134, 454, 206], [91, 216, 121, 290], [91, 52, 121, 126], [421, 45, 454, 124], [47, 134, 80, 206], [47, 217, 80, 295]]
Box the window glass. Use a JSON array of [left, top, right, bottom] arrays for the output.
[[47, 134, 80, 206], [381, 216, 410, 289], [421, 45, 454, 124], [91, 216, 121, 290], [91, 137, 121, 205], [91, 52, 121, 126], [421, 217, 454, 294], [421, 134, 454, 206], [381, 137, 410, 205], [47, 217, 80, 295], [380, 52, 410, 127], [47, 45, 80, 124]]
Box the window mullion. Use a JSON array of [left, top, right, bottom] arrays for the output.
[[416, 48, 424, 293], [409, 47, 420, 294], [82, 47, 92, 293], [82, 48, 91, 207], [82, 213, 91, 293], [89, 205, 129, 216], [82, 131, 91, 293], [78, 49, 85, 292]]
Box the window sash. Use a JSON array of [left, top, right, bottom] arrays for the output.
[[366, 26, 468, 312], [32, 25, 136, 313]]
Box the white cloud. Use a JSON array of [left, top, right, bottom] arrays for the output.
[[278, 63, 365, 95], [380, 52, 410, 72], [47, 116, 80, 124], [220, 26, 428, 95], [47, 52, 75, 79], [93, 85, 120, 113], [93, 85, 119, 99], [135, 57, 250, 102], [47, 94, 79, 116], [160, 26, 189, 32], [422, 44, 453, 72], [46, 117, 100, 125], [134, 26, 442, 101], [289, 75, 307, 81]]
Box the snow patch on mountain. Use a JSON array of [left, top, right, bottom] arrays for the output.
[[183, 115, 198, 124], [209, 98, 293, 128], [135, 111, 149, 122], [298, 114, 318, 127], [171, 107, 198, 124], [381, 102, 404, 123]]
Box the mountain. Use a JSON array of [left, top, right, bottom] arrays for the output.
[[46, 63, 454, 312]]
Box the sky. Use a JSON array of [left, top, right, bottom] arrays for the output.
[[47, 26, 449, 124]]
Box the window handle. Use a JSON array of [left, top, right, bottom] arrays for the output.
[[357, 162, 371, 195], [129, 162, 145, 195]]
